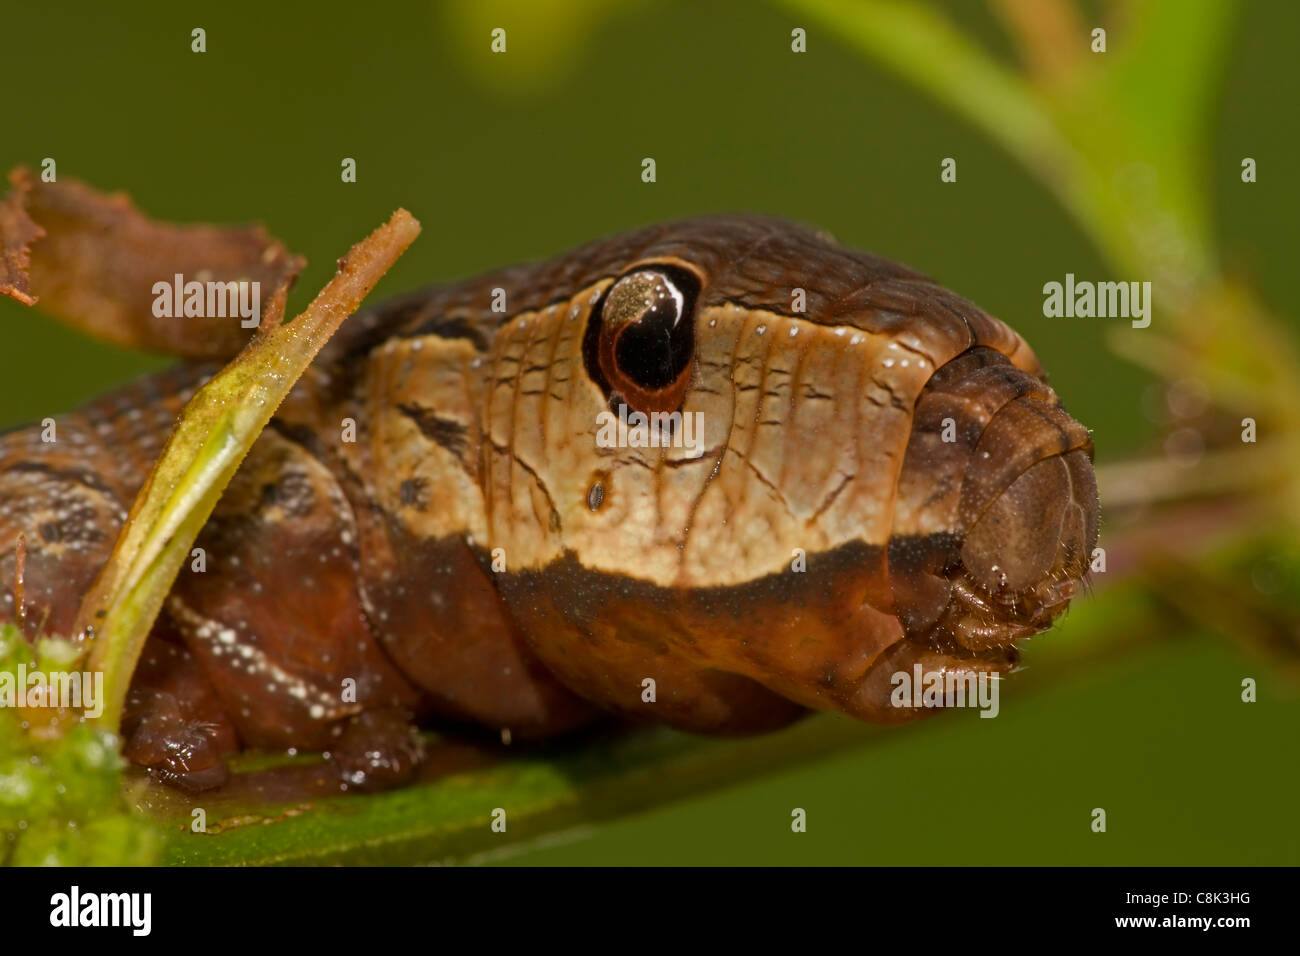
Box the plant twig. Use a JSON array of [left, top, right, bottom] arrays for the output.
[[78, 210, 421, 729]]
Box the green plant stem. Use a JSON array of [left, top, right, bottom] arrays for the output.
[[80, 211, 421, 730]]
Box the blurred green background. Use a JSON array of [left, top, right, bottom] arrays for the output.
[[2, 0, 1296, 864]]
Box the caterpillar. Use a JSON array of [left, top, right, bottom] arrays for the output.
[[0, 214, 1098, 791]]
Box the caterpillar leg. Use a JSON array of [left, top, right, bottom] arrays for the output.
[[847, 638, 1018, 723], [157, 427, 427, 791], [122, 628, 239, 791]]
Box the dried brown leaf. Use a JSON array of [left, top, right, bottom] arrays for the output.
[[0, 167, 304, 357]]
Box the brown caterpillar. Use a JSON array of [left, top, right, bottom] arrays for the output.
[[0, 214, 1098, 791]]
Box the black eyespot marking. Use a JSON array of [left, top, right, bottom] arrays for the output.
[[607, 274, 693, 390], [399, 477, 429, 511], [583, 264, 701, 415]]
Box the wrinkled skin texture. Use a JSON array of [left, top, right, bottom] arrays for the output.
[[0, 216, 1098, 790]]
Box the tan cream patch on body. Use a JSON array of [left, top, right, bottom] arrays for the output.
[[473, 297, 961, 588], [364, 335, 489, 543]]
